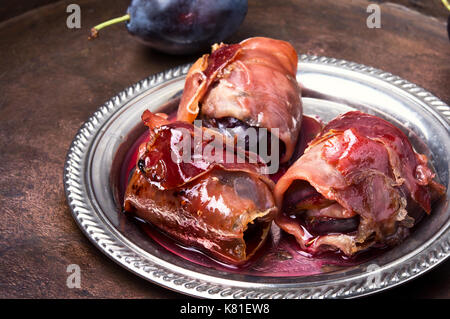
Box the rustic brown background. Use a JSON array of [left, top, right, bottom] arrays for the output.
[[0, 0, 449, 298]]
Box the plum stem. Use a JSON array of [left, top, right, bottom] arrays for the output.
[[443, 0, 450, 11], [89, 14, 131, 40]]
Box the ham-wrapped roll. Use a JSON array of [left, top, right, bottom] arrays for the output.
[[274, 111, 446, 256], [124, 111, 277, 265], [177, 37, 303, 163]]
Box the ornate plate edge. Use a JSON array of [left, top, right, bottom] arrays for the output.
[[63, 56, 450, 299]]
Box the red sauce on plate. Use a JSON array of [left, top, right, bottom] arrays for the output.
[[119, 114, 380, 276]]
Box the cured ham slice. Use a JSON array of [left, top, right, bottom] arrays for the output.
[[177, 37, 303, 163], [124, 111, 277, 265], [275, 111, 446, 256]]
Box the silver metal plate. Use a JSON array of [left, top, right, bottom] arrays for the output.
[[64, 55, 450, 299]]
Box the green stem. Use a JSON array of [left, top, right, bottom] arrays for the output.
[[443, 0, 450, 11], [89, 14, 131, 39]]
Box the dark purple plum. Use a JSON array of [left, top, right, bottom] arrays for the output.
[[90, 0, 248, 55], [305, 216, 360, 236], [447, 15, 449, 41]]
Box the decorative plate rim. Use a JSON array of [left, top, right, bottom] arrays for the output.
[[63, 55, 450, 299]]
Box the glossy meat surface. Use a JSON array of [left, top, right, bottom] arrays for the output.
[[177, 37, 303, 162], [318, 111, 444, 213], [275, 111, 445, 256], [124, 111, 277, 264], [139, 110, 271, 190]]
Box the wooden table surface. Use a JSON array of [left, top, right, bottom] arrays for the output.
[[0, 0, 449, 298]]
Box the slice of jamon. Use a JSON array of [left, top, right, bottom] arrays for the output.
[[275, 111, 445, 256], [177, 37, 303, 163], [138, 110, 271, 190], [124, 111, 277, 265]]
